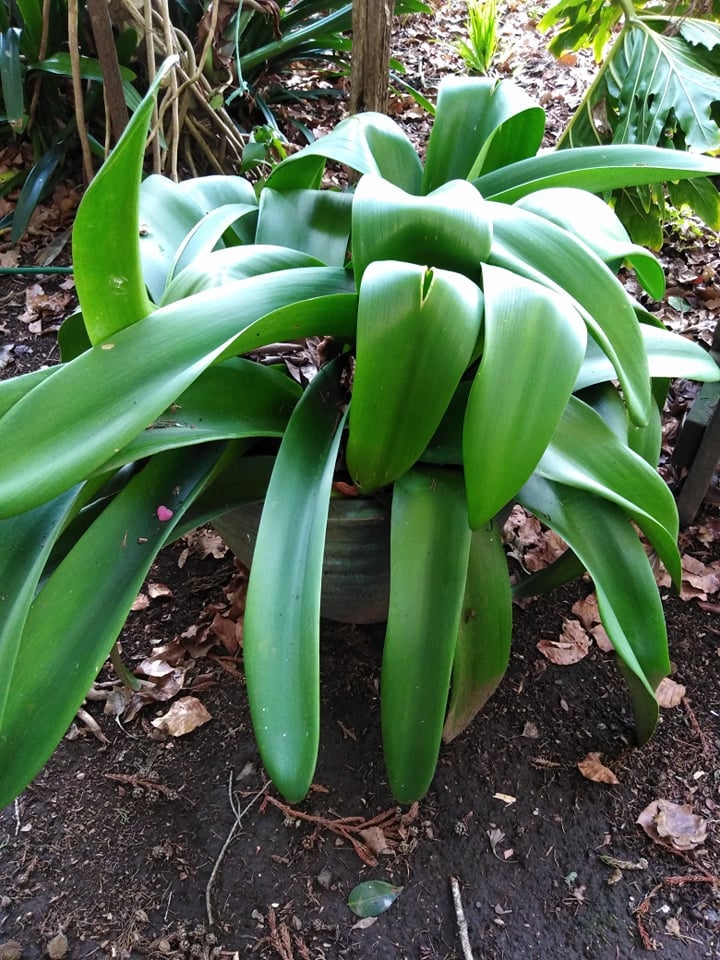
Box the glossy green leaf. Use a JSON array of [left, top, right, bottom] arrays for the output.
[[423, 76, 545, 192], [351, 175, 492, 285], [474, 145, 720, 204], [518, 475, 669, 744], [266, 111, 423, 194], [464, 264, 586, 528], [382, 468, 471, 803], [170, 203, 258, 279], [487, 200, 651, 425], [96, 359, 301, 472], [243, 360, 348, 802], [256, 188, 352, 265], [348, 881, 402, 918], [0, 29, 26, 133], [514, 187, 665, 299], [443, 519, 512, 742], [536, 397, 681, 586], [162, 246, 325, 303], [72, 60, 176, 342], [347, 261, 483, 493], [576, 324, 720, 392], [0, 268, 354, 518], [11, 144, 64, 242], [29, 52, 136, 83], [0, 488, 80, 731], [0, 445, 223, 810], [511, 547, 585, 599]]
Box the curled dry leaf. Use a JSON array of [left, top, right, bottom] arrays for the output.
[[358, 826, 392, 856], [656, 677, 686, 709], [637, 799, 708, 852], [151, 696, 212, 737], [577, 752, 620, 785], [537, 619, 590, 665]]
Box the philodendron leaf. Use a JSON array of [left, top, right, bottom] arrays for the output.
[[518, 474, 669, 745], [0, 445, 223, 810], [351, 175, 492, 285], [422, 76, 545, 192], [443, 519, 512, 742], [463, 264, 586, 528], [382, 468, 471, 803], [347, 260, 483, 494], [72, 58, 177, 342], [243, 359, 348, 803], [348, 881, 403, 918], [514, 187, 665, 299]]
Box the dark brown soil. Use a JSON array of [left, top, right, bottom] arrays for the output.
[[1, 4, 720, 958]]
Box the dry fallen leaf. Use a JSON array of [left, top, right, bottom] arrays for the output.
[[151, 696, 212, 736], [577, 752, 620, 785], [537, 619, 590, 665], [637, 799, 708, 852], [656, 677, 686, 709], [358, 826, 391, 856], [571, 594, 600, 630]]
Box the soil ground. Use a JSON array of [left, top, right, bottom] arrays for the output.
[[1, 3, 720, 959]]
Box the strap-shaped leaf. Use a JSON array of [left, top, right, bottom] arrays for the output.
[[0, 270, 355, 518], [443, 520, 512, 742], [464, 264, 586, 528], [514, 187, 665, 299], [256, 188, 352, 265], [72, 59, 176, 342], [487, 200, 651, 425], [347, 261, 483, 493], [267, 111, 423, 194], [170, 203, 259, 279], [422, 76, 545, 192], [243, 359, 348, 802], [351, 175, 492, 285], [382, 468, 471, 803], [474, 145, 720, 204], [576, 324, 720, 392], [536, 396, 681, 586], [96, 359, 301, 473], [0, 445, 224, 810], [518, 474, 669, 744]]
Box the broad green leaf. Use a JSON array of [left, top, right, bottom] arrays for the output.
[[518, 474, 669, 744], [348, 881, 402, 918], [0, 268, 354, 518], [443, 519, 512, 742], [474, 145, 720, 204], [514, 187, 665, 299], [511, 547, 585, 599], [29, 52, 136, 83], [0, 29, 26, 133], [170, 203, 259, 279], [0, 366, 56, 418], [11, 144, 64, 242], [576, 324, 720, 392], [96, 359, 301, 472], [0, 488, 80, 731], [0, 445, 223, 810], [667, 176, 720, 232], [243, 360, 348, 802], [256, 188, 352, 265], [487, 200, 651, 424], [351, 175, 492, 285], [72, 60, 176, 342], [536, 396, 681, 586], [382, 468, 471, 803], [464, 264, 586, 528], [347, 261, 483, 493], [162, 246, 325, 303], [423, 76, 545, 192], [266, 111, 423, 194]]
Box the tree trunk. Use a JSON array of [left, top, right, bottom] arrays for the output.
[[350, 0, 392, 114]]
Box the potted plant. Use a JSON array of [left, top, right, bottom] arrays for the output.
[[1, 61, 719, 810]]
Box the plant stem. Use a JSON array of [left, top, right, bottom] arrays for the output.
[[109, 643, 142, 691]]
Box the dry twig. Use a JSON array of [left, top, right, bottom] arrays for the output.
[[450, 876, 475, 960]]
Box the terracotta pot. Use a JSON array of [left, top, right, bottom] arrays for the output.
[[214, 497, 391, 624]]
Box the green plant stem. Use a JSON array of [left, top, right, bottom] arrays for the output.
[[0, 266, 73, 275], [614, 0, 639, 25], [109, 642, 142, 691]]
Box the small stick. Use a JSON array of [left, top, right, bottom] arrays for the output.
[[450, 876, 475, 960], [205, 775, 269, 926]]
